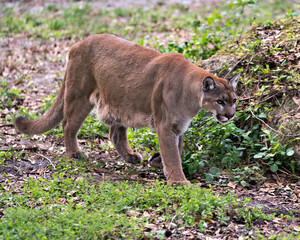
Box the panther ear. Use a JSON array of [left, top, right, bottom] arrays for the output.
[[228, 73, 240, 89], [202, 76, 216, 92]]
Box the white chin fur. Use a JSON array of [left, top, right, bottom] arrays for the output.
[[218, 120, 229, 125], [215, 115, 229, 125]]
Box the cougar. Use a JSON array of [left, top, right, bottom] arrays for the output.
[[15, 34, 239, 185]]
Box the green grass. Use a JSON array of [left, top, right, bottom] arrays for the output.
[[1, 1, 299, 176], [0, 174, 272, 239], [0, 3, 198, 40], [0, 78, 22, 109], [0, 1, 298, 45], [1, 1, 299, 238], [1, 0, 299, 176]]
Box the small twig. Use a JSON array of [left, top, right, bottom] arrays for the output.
[[224, 53, 249, 79], [274, 171, 281, 183], [279, 94, 288, 109], [0, 124, 14, 128], [38, 154, 56, 169], [250, 110, 300, 138], [13, 165, 22, 175], [168, 214, 177, 231], [280, 165, 292, 175], [278, 166, 300, 179], [262, 162, 300, 179], [239, 96, 256, 101], [0, 146, 38, 151], [258, 92, 281, 104], [245, 53, 255, 75], [278, 168, 300, 178]]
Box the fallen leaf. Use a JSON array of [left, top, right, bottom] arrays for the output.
[[264, 182, 276, 188], [276, 180, 283, 186], [292, 96, 300, 108], [145, 224, 157, 229], [293, 188, 300, 194], [252, 84, 259, 95], [294, 113, 300, 118], [204, 218, 216, 224], [182, 230, 191, 235], [273, 217, 287, 223], [37, 168, 45, 175], [290, 224, 300, 232], [259, 188, 270, 192], [228, 180, 237, 188], [143, 211, 151, 218]]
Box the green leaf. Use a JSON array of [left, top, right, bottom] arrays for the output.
[[199, 161, 206, 168], [270, 164, 278, 172], [262, 129, 270, 135], [254, 152, 265, 158], [257, 113, 267, 118], [210, 167, 218, 175], [240, 180, 248, 187], [265, 153, 275, 158], [205, 173, 214, 183], [286, 148, 294, 156]]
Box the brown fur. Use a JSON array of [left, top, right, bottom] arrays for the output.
[[15, 34, 239, 185]]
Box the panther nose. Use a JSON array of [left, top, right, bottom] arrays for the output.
[[225, 113, 234, 120]]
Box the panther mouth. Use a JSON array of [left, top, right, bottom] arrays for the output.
[[216, 114, 232, 125]]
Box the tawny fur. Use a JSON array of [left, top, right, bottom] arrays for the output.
[[15, 34, 239, 185]]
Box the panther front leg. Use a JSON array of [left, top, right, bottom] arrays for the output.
[[149, 135, 183, 168], [156, 126, 189, 185]]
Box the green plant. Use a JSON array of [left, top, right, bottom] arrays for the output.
[[181, 106, 296, 180], [49, 19, 66, 30], [78, 114, 109, 141], [128, 128, 159, 155], [182, 109, 246, 176], [53, 157, 89, 176], [238, 205, 271, 228], [0, 147, 24, 166], [0, 78, 22, 109], [253, 129, 294, 172], [0, 177, 274, 239]]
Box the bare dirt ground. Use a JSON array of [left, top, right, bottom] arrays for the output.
[[0, 0, 299, 239]]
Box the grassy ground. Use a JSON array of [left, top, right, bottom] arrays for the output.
[[0, 169, 271, 239], [0, 0, 299, 239]]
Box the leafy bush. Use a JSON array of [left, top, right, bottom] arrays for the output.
[[182, 107, 296, 179]]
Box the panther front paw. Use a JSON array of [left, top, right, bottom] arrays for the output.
[[167, 179, 191, 186], [70, 151, 88, 160], [148, 153, 163, 168], [125, 152, 143, 164]]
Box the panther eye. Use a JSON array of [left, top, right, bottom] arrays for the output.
[[233, 98, 237, 104], [216, 100, 225, 105]]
